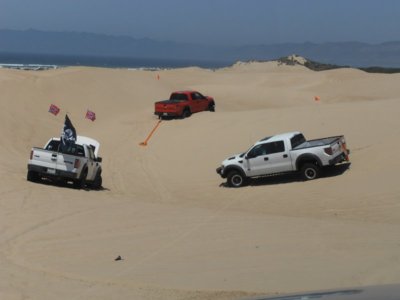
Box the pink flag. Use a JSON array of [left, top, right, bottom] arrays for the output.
[[48, 104, 60, 116], [85, 109, 96, 121]]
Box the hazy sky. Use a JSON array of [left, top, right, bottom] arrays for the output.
[[0, 0, 399, 46]]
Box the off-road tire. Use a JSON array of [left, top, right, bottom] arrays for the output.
[[227, 170, 246, 188], [208, 103, 215, 112], [27, 170, 40, 182], [91, 172, 103, 190], [300, 163, 320, 180], [181, 108, 191, 119], [73, 169, 88, 189]]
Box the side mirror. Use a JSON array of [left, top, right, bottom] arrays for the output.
[[96, 157, 102, 162], [245, 153, 253, 159]]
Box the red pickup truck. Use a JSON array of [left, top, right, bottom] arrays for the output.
[[154, 90, 215, 118]]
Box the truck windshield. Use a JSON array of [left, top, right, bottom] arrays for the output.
[[291, 134, 306, 149], [170, 93, 188, 101]]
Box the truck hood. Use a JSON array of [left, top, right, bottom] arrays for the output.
[[222, 153, 244, 165]]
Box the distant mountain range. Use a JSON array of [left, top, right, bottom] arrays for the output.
[[1, 29, 400, 68]]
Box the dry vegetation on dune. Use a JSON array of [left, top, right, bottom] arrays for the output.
[[1, 62, 400, 300]]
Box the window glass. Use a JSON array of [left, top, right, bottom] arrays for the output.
[[46, 140, 60, 151], [248, 144, 265, 158], [61, 144, 85, 157], [192, 92, 205, 100], [170, 93, 188, 101], [291, 134, 306, 149], [248, 141, 285, 158], [264, 141, 285, 154]]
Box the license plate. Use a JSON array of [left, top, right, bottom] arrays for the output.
[[163, 112, 168, 116], [47, 168, 56, 174]]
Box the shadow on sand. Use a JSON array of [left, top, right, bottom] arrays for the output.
[[27, 177, 109, 192], [220, 163, 351, 188]]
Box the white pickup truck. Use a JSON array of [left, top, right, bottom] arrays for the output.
[[216, 131, 350, 187], [27, 136, 103, 189]]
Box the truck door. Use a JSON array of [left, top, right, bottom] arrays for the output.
[[245, 141, 293, 177], [195, 92, 209, 111], [190, 92, 206, 112]]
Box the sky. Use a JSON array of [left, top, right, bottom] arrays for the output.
[[0, 0, 399, 46]]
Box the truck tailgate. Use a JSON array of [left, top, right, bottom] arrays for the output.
[[330, 136, 349, 158], [155, 101, 179, 113], [30, 148, 58, 170]]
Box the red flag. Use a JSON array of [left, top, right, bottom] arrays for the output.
[[85, 109, 96, 121], [48, 104, 60, 116]]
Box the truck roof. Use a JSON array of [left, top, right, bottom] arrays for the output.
[[171, 90, 195, 94], [255, 131, 301, 145]]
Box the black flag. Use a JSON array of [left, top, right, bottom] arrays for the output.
[[60, 114, 77, 152]]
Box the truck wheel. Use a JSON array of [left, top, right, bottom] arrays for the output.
[[208, 103, 215, 112], [73, 169, 87, 189], [91, 172, 103, 190], [227, 170, 246, 188], [301, 163, 320, 180], [182, 109, 191, 119], [73, 178, 84, 189], [27, 170, 40, 182]]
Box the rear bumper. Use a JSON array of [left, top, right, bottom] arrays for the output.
[[329, 150, 350, 165], [28, 164, 79, 180]]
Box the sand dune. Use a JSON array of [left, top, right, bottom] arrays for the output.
[[1, 62, 400, 300]]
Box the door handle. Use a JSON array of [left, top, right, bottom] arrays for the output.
[[264, 157, 269, 161], [283, 154, 288, 158]]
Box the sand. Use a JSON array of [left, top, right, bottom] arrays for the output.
[[0, 62, 400, 300]]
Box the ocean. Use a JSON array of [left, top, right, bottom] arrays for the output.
[[0, 52, 232, 70]]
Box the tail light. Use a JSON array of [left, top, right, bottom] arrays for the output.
[[342, 143, 349, 161], [30, 150, 33, 160], [324, 147, 333, 155], [74, 159, 80, 169]]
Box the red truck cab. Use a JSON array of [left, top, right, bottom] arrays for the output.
[[154, 90, 215, 118]]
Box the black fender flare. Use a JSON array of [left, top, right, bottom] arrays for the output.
[[80, 164, 88, 180], [295, 154, 322, 170], [223, 165, 246, 179]]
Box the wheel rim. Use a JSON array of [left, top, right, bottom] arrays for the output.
[[305, 168, 316, 179], [231, 174, 243, 187]]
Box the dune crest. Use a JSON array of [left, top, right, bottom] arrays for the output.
[[1, 65, 400, 300]]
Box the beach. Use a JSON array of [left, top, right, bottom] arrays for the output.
[[1, 61, 400, 300]]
